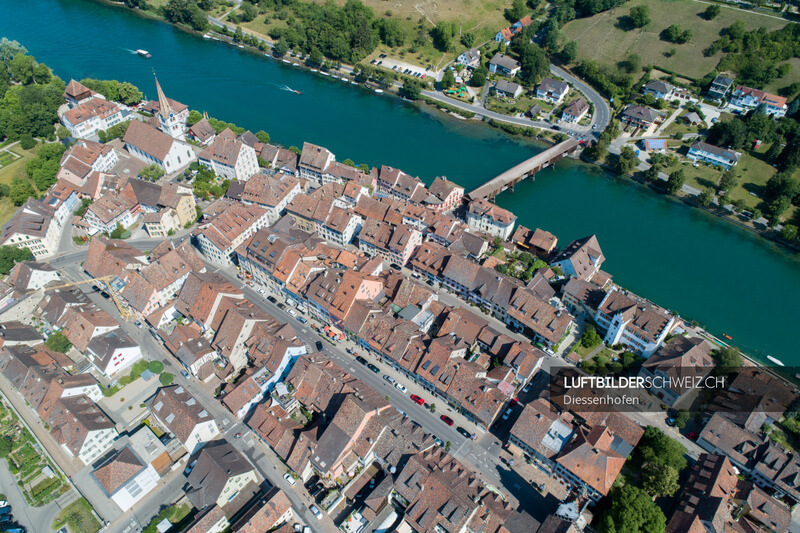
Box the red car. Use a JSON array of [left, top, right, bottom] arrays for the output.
[[687, 432, 699, 441], [410, 394, 425, 405], [441, 415, 454, 426]]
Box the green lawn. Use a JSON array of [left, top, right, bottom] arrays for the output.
[[0, 144, 37, 225], [52, 498, 101, 533], [485, 94, 538, 116], [562, 0, 789, 79]]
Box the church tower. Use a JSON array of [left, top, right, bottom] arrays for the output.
[[154, 75, 186, 141]]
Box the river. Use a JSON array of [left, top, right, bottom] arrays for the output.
[[3, 0, 800, 364]]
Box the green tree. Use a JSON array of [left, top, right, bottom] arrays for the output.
[[148, 360, 165, 373], [542, 19, 560, 52], [471, 66, 488, 87], [717, 169, 738, 192], [781, 224, 798, 241], [764, 173, 799, 201], [461, 33, 476, 48], [117, 82, 143, 105], [698, 188, 714, 207], [109, 222, 126, 239], [0, 436, 11, 458], [140, 164, 165, 181], [616, 146, 638, 174], [441, 69, 455, 90], [240, 2, 258, 22], [560, 41, 578, 63], [767, 195, 791, 223], [9, 177, 35, 206], [33, 63, 52, 84], [9, 54, 36, 84], [379, 19, 406, 47], [309, 48, 324, 66], [665, 169, 685, 194], [46, 331, 72, 353], [19, 134, 36, 150], [662, 24, 691, 44], [56, 125, 70, 140], [403, 78, 423, 100], [432, 21, 456, 52], [505, 0, 528, 22], [597, 484, 666, 533], [516, 42, 549, 86], [273, 38, 289, 56], [620, 53, 641, 74], [751, 208, 762, 221], [0, 245, 33, 275], [580, 323, 603, 348], [641, 462, 679, 497], [628, 5, 650, 28], [160, 372, 175, 386], [712, 345, 743, 376], [186, 110, 203, 125], [255, 130, 270, 143], [728, 20, 746, 40], [675, 409, 690, 429], [704, 4, 721, 19]]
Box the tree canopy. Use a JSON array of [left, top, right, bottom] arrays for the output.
[[80, 79, 143, 106], [597, 484, 666, 533], [46, 332, 72, 353], [0, 245, 33, 276]]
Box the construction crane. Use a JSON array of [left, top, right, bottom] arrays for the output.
[[50, 273, 134, 321]]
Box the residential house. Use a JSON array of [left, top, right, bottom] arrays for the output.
[[427, 176, 464, 212], [187, 117, 217, 145], [60, 98, 126, 141], [193, 204, 270, 266], [642, 80, 674, 100], [639, 336, 715, 407], [0, 199, 60, 258], [552, 235, 604, 281], [0, 321, 43, 349], [495, 28, 514, 46], [358, 219, 422, 266], [298, 142, 335, 185], [43, 183, 81, 228], [230, 488, 294, 533], [83, 236, 148, 280], [63, 79, 102, 108], [511, 226, 557, 256], [535, 78, 569, 104], [488, 53, 521, 76], [457, 48, 481, 68], [554, 425, 627, 503], [123, 120, 196, 174], [594, 289, 675, 357], [58, 304, 119, 353], [562, 98, 589, 124], [465, 198, 517, 239], [57, 139, 118, 188], [619, 105, 664, 129], [91, 445, 160, 511], [185, 440, 259, 516], [509, 399, 574, 472], [83, 194, 136, 234], [7, 261, 60, 292], [318, 206, 363, 246], [240, 173, 301, 225], [86, 329, 143, 376], [495, 80, 523, 99], [198, 128, 259, 181], [47, 394, 117, 465], [687, 140, 741, 169], [119, 178, 197, 230], [730, 85, 788, 117], [147, 385, 221, 455], [560, 278, 605, 319], [221, 367, 272, 419], [707, 75, 735, 101], [183, 506, 230, 533]]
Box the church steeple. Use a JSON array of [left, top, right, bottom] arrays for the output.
[[154, 74, 174, 119]]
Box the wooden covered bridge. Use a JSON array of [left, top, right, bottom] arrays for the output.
[[467, 137, 580, 201]]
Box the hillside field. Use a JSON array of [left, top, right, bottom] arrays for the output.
[[562, 0, 791, 80]]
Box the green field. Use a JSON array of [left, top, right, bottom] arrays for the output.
[[562, 0, 790, 80], [0, 144, 37, 225]]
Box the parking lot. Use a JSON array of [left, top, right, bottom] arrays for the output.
[[369, 54, 435, 81]]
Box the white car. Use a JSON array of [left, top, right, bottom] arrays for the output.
[[383, 374, 396, 385], [310, 505, 323, 520], [287, 308, 297, 317], [502, 408, 513, 420], [522, 382, 532, 393], [395, 382, 407, 393], [283, 473, 296, 486], [258, 288, 266, 296]]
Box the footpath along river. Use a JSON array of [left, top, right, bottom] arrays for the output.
[[3, 0, 800, 364]]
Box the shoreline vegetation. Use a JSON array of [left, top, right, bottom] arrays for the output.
[[88, 0, 800, 253]]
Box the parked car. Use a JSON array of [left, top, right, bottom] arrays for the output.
[[309, 505, 323, 520], [100, 291, 111, 299], [502, 408, 513, 420], [134, 320, 143, 329], [304, 475, 320, 489], [184, 459, 198, 475], [355, 356, 368, 365], [666, 418, 676, 427], [522, 382, 532, 393], [410, 394, 425, 405], [297, 316, 307, 324], [456, 426, 473, 439], [277, 303, 286, 309], [367, 363, 380, 374], [287, 309, 297, 317], [180, 370, 190, 379], [284, 472, 297, 486], [440, 415, 454, 426], [267, 296, 277, 303], [395, 382, 407, 393], [687, 432, 699, 441], [0, 501, 7, 508], [383, 375, 396, 385], [315, 341, 324, 351], [390, 263, 401, 271]]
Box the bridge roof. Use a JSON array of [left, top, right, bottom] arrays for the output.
[[467, 138, 579, 200]]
